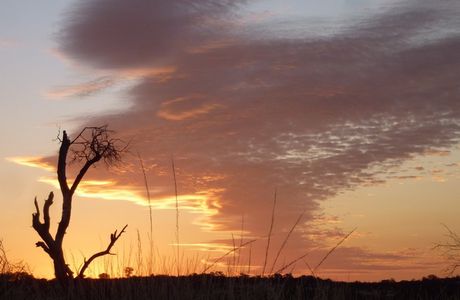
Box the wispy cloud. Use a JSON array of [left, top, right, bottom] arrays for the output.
[[45, 76, 116, 99], [6, 156, 54, 172], [157, 96, 223, 121]]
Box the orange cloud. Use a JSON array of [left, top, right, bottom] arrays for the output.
[[38, 177, 221, 218], [9, 155, 222, 222], [171, 242, 233, 253], [119, 66, 176, 81], [6, 156, 54, 172], [46, 76, 115, 99], [423, 149, 451, 157], [157, 96, 223, 121]]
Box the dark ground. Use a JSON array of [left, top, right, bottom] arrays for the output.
[[1, 273, 460, 300]]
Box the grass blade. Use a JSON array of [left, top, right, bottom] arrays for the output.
[[269, 210, 305, 274], [262, 188, 277, 276], [137, 152, 153, 274], [171, 157, 180, 276], [203, 239, 257, 274], [313, 227, 357, 274]]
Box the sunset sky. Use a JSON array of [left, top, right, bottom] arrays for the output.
[[1, 0, 460, 282]]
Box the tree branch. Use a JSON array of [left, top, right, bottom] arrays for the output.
[[32, 192, 56, 258], [43, 192, 54, 230], [77, 225, 128, 279], [35, 241, 52, 256], [57, 131, 71, 196], [70, 156, 100, 195], [32, 197, 40, 228]]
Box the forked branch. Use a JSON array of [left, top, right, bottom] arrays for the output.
[[32, 192, 55, 255], [77, 224, 128, 279]]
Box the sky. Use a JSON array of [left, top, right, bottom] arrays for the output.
[[1, 0, 460, 282]]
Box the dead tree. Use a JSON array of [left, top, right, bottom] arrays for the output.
[[435, 224, 460, 276], [32, 126, 128, 284]]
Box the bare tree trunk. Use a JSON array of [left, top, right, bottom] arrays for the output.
[[53, 252, 73, 284], [33, 192, 74, 284], [32, 128, 127, 285]]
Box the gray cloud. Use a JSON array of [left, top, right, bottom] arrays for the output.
[[59, 0, 247, 69], [55, 0, 460, 272]]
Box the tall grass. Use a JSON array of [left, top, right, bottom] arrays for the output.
[[137, 153, 153, 275], [312, 227, 356, 275], [75, 170, 356, 280], [202, 239, 257, 274], [262, 188, 277, 276], [0, 239, 28, 275], [237, 214, 244, 274], [0, 240, 10, 274], [171, 157, 180, 276], [270, 210, 305, 274]]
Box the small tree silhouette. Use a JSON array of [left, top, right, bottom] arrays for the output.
[[32, 126, 128, 284], [435, 224, 460, 276]]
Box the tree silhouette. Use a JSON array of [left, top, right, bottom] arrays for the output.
[[32, 126, 128, 284], [435, 224, 460, 276]]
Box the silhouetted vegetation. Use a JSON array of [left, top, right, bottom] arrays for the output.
[[1, 273, 460, 299], [0, 240, 29, 276], [31, 126, 128, 284], [435, 224, 460, 276]]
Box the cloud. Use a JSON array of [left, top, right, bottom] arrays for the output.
[[38, 176, 220, 216], [8, 154, 222, 231], [58, 0, 247, 70], [157, 95, 223, 121], [305, 246, 442, 279], [48, 0, 460, 277], [6, 156, 55, 172], [45, 76, 116, 99]]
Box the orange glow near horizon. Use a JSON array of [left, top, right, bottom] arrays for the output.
[[5, 148, 460, 281]]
